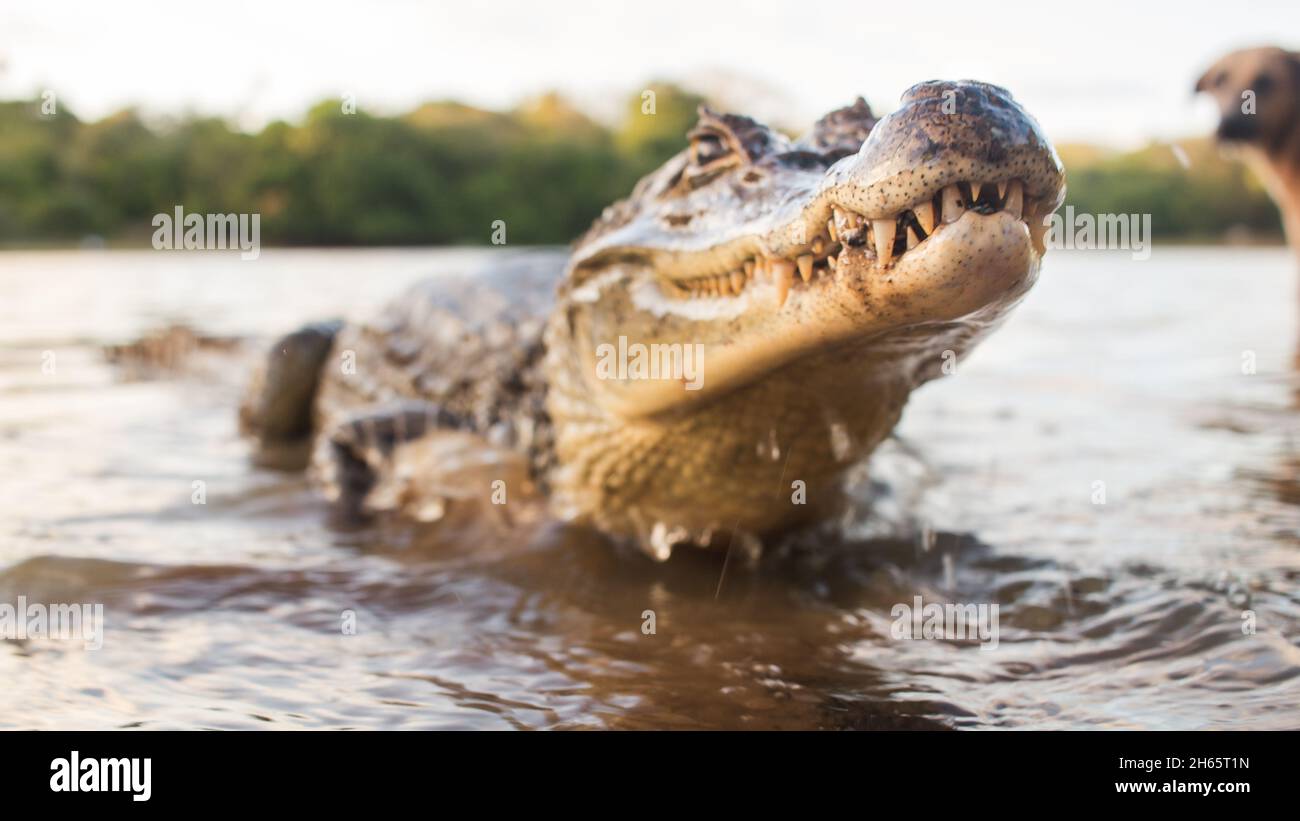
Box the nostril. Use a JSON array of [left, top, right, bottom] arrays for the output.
[[1217, 114, 1258, 141]]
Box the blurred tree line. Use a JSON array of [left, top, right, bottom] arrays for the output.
[[1057, 141, 1282, 242], [0, 85, 1284, 246], [0, 83, 703, 246]]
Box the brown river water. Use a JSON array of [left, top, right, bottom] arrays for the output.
[[2, 246, 1299, 730]]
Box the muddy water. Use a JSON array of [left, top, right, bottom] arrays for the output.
[[2, 247, 1299, 730]]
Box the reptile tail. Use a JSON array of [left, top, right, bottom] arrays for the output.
[[239, 319, 343, 470]]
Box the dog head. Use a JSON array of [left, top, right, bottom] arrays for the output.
[[1196, 46, 1300, 155]]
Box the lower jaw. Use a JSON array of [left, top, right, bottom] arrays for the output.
[[780, 211, 1040, 333], [580, 212, 1039, 421], [663, 210, 1043, 321]]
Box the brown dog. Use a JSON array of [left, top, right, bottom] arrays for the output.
[[1197, 47, 1300, 254]]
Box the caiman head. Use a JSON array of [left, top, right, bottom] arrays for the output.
[[543, 80, 1065, 553]]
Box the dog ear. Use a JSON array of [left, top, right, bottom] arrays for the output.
[[1194, 67, 1211, 93], [1194, 61, 1220, 94]]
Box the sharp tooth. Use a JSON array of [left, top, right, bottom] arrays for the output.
[[913, 202, 936, 235], [811, 236, 825, 256], [997, 181, 1008, 200], [718, 274, 733, 296], [826, 254, 837, 272], [828, 219, 839, 242], [731, 270, 746, 293], [743, 260, 755, 277], [872, 219, 896, 266], [772, 259, 795, 307], [796, 254, 814, 282], [942, 185, 965, 223], [907, 225, 921, 250], [1004, 180, 1023, 219]]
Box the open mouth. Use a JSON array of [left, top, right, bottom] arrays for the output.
[[665, 179, 1037, 307]]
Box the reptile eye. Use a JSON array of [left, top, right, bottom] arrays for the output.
[[691, 133, 730, 166]]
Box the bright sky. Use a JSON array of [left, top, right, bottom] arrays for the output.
[[2, 0, 1297, 146]]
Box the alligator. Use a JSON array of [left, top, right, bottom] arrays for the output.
[[240, 80, 1066, 554]]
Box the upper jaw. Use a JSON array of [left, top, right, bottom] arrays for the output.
[[759, 80, 1064, 259], [824, 81, 1064, 214]]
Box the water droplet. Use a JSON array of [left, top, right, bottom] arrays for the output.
[[647, 522, 685, 562], [919, 523, 936, 553], [828, 422, 852, 462]]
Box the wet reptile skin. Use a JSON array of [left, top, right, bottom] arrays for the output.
[[243, 80, 1066, 551]]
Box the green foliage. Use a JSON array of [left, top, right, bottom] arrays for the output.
[[0, 90, 1284, 246], [615, 82, 705, 178], [1059, 139, 1283, 242]]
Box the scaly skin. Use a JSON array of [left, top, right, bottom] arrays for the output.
[[245, 80, 1066, 551]]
